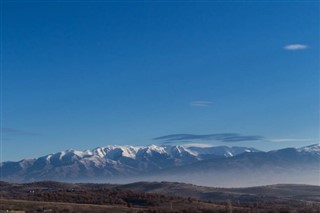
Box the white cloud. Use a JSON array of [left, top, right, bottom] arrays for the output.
[[183, 143, 214, 148], [190, 101, 212, 107], [284, 44, 309, 51]]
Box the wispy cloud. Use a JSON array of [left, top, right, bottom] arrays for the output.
[[154, 133, 263, 143], [284, 44, 309, 51], [0, 128, 34, 136], [190, 101, 212, 107], [182, 143, 214, 148], [270, 138, 312, 143]]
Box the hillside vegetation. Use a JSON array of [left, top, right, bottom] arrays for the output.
[[0, 181, 319, 213]]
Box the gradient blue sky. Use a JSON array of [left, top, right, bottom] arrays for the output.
[[1, 1, 319, 161]]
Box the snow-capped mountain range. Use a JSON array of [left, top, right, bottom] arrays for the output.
[[0, 144, 319, 185]]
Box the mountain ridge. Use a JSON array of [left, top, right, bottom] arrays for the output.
[[0, 144, 319, 186]]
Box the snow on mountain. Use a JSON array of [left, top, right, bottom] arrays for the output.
[[49, 144, 257, 162], [0, 144, 258, 181], [187, 146, 260, 158], [100, 145, 139, 160], [0, 144, 318, 183], [164, 145, 198, 157], [297, 144, 320, 154]]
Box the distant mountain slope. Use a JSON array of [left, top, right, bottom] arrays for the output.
[[138, 145, 319, 187], [0, 144, 319, 186], [0, 144, 259, 182], [298, 143, 320, 154]]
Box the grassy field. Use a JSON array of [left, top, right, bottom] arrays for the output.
[[0, 198, 140, 213], [0, 198, 233, 213], [2, 197, 318, 213]]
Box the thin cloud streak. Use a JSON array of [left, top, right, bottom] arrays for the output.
[[183, 143, 214, 148], [270, 138, 312, 142], [284, 44, 309, 50], [154, 133, 263, 143], [0, 128, 34, 136], [191, 101, 212, 107]]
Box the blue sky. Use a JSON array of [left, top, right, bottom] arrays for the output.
[[1, 1, 319, 161]]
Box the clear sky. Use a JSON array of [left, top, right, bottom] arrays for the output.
[[1, 1, 319, 161]]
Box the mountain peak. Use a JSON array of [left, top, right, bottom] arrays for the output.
[[298, 144, 320, 153], [1, 144, 318, 183]]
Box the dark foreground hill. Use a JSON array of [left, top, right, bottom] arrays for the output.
[[0, 181, 319, 213], [119, 181, 320, 203]]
